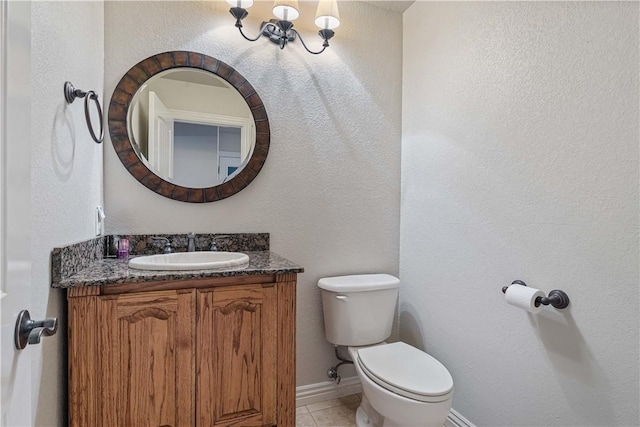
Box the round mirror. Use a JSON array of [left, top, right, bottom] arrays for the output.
[[108, 51, 270, 203]]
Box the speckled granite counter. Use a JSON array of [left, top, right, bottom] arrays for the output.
[[51, 233, 303, 289], [52, 251, 303, 288]]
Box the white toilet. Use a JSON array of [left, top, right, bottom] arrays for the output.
[[318, 274, 453, 427]]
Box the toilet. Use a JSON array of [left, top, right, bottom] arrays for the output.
[[318, 274, 453, 427]]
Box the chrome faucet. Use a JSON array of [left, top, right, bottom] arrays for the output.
[[187, 233, 196, 252]]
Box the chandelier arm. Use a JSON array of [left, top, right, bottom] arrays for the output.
[[290, 29, 327, 55], [238, 22, 274, 42]]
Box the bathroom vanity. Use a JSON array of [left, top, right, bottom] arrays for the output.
[[52, 235, 302, 427]]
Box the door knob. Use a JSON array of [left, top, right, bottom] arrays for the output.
[[14, 310, 58, 350]]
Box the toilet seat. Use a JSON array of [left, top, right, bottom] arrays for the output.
[[356, 342, 453, 403]]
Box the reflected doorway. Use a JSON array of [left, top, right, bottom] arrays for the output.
[[172, 122, 241, 188]]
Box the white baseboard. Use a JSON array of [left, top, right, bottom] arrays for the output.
[[445, 408, 475, 427], [297, 378, 474, 427], [296, 376, 363, 407]]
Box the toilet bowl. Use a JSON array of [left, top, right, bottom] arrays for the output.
[[349, 343, 453, 427], [317, 274, 454, 427]]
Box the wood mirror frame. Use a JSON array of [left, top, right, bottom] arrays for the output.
[[108, 51, 270, 203]]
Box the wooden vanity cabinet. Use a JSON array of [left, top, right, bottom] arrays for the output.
[[67, 273, 297, 427]]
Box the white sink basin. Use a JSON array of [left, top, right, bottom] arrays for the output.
[[128, 251, 250, 271]]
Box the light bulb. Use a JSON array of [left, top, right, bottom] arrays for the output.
[[273, 0, 300, 21], [226, 0, 254, 8], [315, 0, 340, 29]]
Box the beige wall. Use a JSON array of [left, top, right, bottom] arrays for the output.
[[104, 1, 403, 387], [31, 1, 104, 425], [401, 2, 639, 425]]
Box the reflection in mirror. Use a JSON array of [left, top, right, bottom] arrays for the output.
[[128, 68, 255, 188], [108, 51, 270, 203]]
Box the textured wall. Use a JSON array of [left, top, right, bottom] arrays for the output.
[[31, 2, 104, 424], [104, 1, 402, 386], [401, 2, 638, 426]]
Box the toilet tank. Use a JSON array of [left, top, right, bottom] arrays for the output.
[[318, 274, 400, 346]]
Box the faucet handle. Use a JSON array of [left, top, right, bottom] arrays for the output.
[[152, 237, 173, 254], [210, 234, 232, 251]]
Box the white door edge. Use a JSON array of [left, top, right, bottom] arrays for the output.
[[0, 1, 33, 425]]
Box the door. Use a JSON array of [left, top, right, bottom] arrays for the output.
[[148, 91, 174, 179], [0, 1, 33, 425], [96, 290, 195, 427], [196, 284, 277, 426]]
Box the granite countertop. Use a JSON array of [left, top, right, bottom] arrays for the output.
[[52, 251, 304, 289]]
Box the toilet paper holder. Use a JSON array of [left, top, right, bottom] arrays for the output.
[[502, 280, 570, 309]]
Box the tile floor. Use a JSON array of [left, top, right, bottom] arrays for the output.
[[296, 394, 361, 427]]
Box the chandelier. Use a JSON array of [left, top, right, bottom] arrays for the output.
[[227, 0, 341, 55]]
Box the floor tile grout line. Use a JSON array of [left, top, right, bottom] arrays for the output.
[[296, 393, 361, 427]]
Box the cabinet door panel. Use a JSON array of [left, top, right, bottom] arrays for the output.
[[99, 290, 195, 427], [197, 285, 277, 426]]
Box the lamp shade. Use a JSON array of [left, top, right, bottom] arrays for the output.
[[273, 0, 300, 21], [314, 0, 340, 29], [226, 0, 254, 8]]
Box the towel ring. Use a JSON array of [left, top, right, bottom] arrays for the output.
[[64, 81, 104, 144]]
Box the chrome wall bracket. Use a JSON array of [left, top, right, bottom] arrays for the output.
[[14, 310, 58, 350]]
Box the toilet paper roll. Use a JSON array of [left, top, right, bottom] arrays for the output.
[[505, 285, 545, 314]]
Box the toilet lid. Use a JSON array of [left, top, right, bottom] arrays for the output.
[[357, 342, 453, 402], [317, 274, 400, 292]]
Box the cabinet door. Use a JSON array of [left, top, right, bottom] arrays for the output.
[[197, 284, 277, 426], [98, 290, 195, 427]]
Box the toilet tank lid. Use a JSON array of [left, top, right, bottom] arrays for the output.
[[317, 274, 399, 292]]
